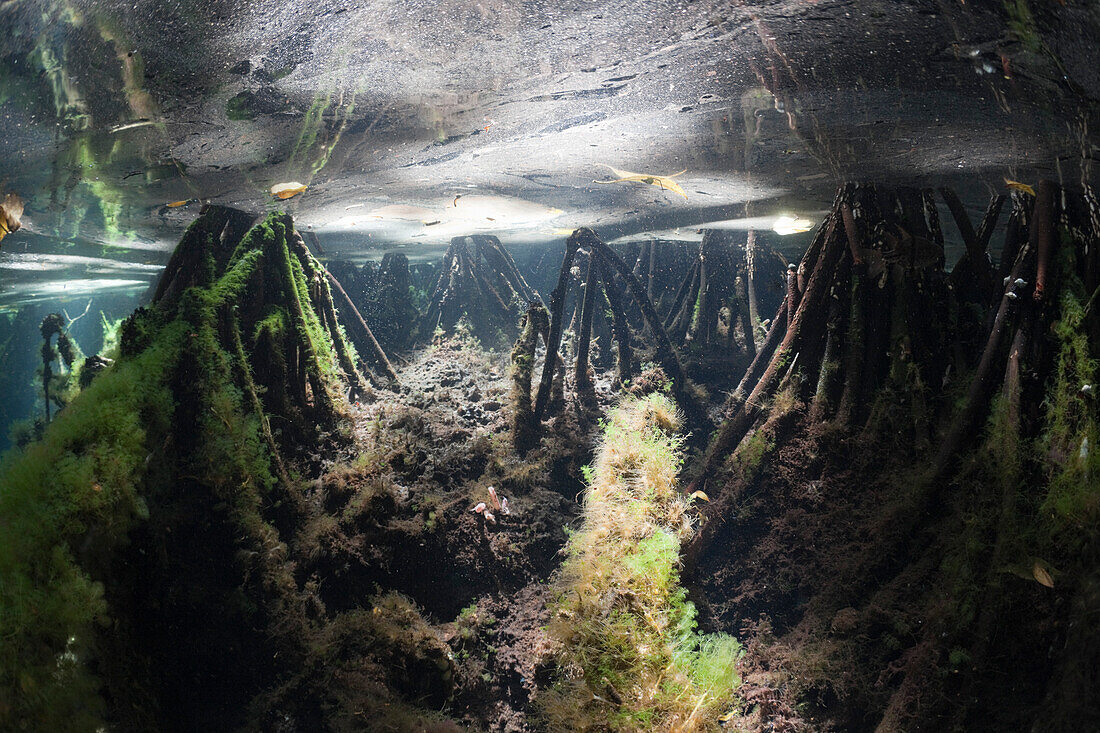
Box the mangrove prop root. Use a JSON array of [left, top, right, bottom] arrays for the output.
[[687, 235, 710, 344], [1032, 180, 1057, 303], [511, 303, 550, 453], [809, 291, 845, 422], [746, 229, 762, 344], [726, 299, 788, 415], [735, 273, 757, 359], [290, 233, 369, 396], [324, 266, 399, 385], [699, 207, 843, 483], [422, 235, 528, 343], [929, 232, 1036, 488], [786, 265, 800, 328], [599, 257, 634, 387], [664, 257, 700, 331], [975, 194, 1007, 252], [574, 251, 601, 396], [152, 205, 256, 307], [940, 186, 979, 255], [570, 228, 711, 431], [226, 305, 293, 489], [668, 256, 701, 342], [836, 261, 869, 424], [533, 237, 581, 421], [273, 227, 337, 421]]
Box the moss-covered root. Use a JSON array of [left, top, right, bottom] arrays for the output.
[[0, 210, 353, 730], [542, 394, 741, 732], [287, 231, 371, 397], [511, 303, 550, 453]]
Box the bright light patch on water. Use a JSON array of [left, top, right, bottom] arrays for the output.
[[0, 253, 164, 273], [0, 279, 150, 309]]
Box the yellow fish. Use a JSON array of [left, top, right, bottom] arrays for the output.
[[1004, 178, 1035, 197], [165, 199, 195, 208], [270, 181, 308, 199], [595, 165, 688, 199], [0, 192, 24, 245]]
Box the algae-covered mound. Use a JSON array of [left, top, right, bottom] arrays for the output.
[[541, 393, 741, 731], [0, 207, 361, 730]]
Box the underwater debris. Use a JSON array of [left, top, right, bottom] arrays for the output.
[[471, 485, 511, 524], [593, 165, 689, 199], [270, 181, 308, 199]]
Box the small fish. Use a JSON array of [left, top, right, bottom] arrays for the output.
[[1004, 178, 1036, 197], [879, 224, 942, 270], [109, 118, 155, 134], [165, 199, 196, 208], [423, 220, 442, 226], [270, 181, 308, 199], [594, 165, 688, 199]]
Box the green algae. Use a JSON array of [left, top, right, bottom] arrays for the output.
[[0, 211, 354, 729]]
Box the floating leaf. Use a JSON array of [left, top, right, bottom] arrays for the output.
[[0, 192, 24, 245], [270, 181, 308, 199], [595, 165, 688, 199], [1004, 178, 1036, 197], [1032, 560, 1054, 588], [690, 490, 710, 502]]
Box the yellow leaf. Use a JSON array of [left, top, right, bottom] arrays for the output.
[[1004, 178, 1036, 197], [270, 181, 308, 199], [1032, 560, 1054, 588], [690, 490, 710, 502], [595, 165, 688, 199]]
